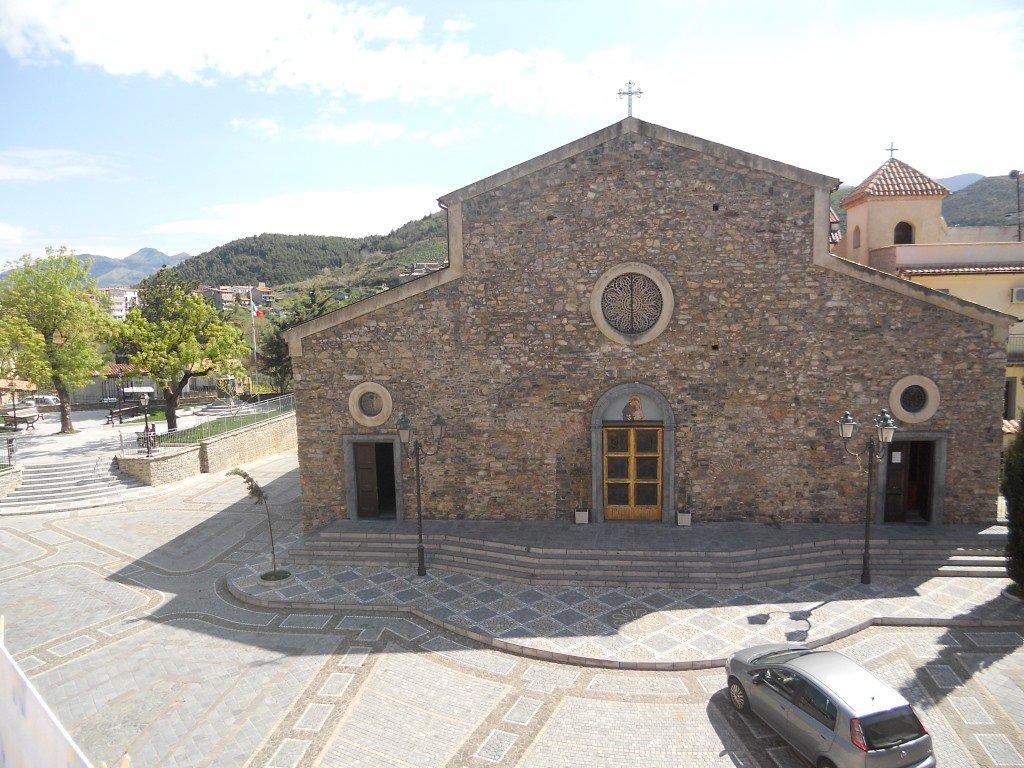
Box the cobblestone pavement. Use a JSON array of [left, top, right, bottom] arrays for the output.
[[0, 451, 1022, 766], [230, 559, 1022, 670]]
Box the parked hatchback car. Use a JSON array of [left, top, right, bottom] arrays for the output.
[[726, 644, 934, 768], [22, 395, 60, 406]]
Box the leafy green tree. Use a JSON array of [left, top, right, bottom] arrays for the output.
[[120, 270, 248, 430], [259, 288, 342, 392], [1001, 427, 1024, 591], [0, 247, 113, 432], [0, 315, 48, 395]]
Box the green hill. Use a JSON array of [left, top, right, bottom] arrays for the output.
[[170, 212, 448, 297], [943, 175, 1021, 227]]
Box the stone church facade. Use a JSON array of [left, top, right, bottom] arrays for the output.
[[284, 118, 1012, 531]]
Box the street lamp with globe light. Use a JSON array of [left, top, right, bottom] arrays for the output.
[[396, 414, 446, 577], [837, 408, 898, 584]]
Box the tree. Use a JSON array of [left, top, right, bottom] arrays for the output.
[[259, 288, 342, 392], [1001, 427, 1024, 592], [0, 316, 48, 397], [0, 247, 113, 432], [120, 269, 248, 430]]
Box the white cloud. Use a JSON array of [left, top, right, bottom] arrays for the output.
[[241, 119, 474, 147], [304, 121, 406, 144], [443, 18, 474, 34], [230, 117, 282, 139], [0, 221, 26, 242], [151, 187, 443, 243], [0, 148, 113, 182], [410, 126, 477, 147], [0, 0, 633, 118]]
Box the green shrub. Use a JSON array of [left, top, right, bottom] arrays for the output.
[[1000, 428, 1024, 588]]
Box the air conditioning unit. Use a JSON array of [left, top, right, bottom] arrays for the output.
[[1012, 287, 1024, 304]]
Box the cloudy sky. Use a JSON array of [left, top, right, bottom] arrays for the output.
[[1, 0, 1022, 269]]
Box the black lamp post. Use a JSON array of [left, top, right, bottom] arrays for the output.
[[140, 392, 152, 457], [1011, 170, 1021, 243], [9, 342, 19, 430], [837, 408, 898, 584], [396, 413, 446, 577]]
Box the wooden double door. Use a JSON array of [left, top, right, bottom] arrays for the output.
[[603, 424, 663, 521]]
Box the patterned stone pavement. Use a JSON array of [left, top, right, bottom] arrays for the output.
[[229, 557, 1023, 670], [0, 449, 1022, 766]]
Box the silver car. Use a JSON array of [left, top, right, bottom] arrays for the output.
[[725, 644, 935, 767]]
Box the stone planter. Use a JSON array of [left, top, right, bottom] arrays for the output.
[[676, 511, 692, 526], [574, 507, 590, 524]]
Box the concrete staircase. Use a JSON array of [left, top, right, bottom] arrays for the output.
[[0, 456, 150, 514], [284, 527, 1008, 589]]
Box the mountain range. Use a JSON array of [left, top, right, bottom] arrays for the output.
[[79, 247, 191, 288]]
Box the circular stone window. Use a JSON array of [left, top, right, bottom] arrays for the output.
[[889, 375, 940, 424], [348, 382, 393, 428], [590, 263, 674, 346]]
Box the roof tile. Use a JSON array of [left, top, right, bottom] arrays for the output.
[[842, 158, 948, 208]]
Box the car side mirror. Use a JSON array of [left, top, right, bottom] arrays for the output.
[[749, 670, 765, 685]]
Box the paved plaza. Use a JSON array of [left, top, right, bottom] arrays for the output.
[[0, 420, 1022, 766]]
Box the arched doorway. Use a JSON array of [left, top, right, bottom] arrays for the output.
[[590, 383, 676, 523]]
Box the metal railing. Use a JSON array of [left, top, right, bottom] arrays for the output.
[[1009, 335, 1024, 363], [160, 394, 295, 446]]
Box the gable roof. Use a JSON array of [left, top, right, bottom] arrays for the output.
[[283, 119, 1012, 356], [439, 117, 837, 208], [841, 158, 949, 209]]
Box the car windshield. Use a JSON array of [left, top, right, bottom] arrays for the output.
[[751, 648, 811, 665], [861, 706, 925, 749]]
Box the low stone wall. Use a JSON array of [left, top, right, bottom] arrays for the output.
[[118, 445, 201, 486], [201, 414, 298, 474], [0, 466, 23, 498], [117, 414, 296, 486]]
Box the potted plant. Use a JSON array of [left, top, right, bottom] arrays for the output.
[[570, 464, 591, 524], [676, 480, 691, 526]]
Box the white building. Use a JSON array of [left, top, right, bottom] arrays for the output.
[[100, 287, 140, 322]]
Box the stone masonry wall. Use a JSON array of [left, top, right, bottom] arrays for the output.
[[0, 466, 23, 498], [118, 414, 297, 485], [118, 446, 201, 485], [201, 414, 298, 474], [294, 133, 1005, 530]]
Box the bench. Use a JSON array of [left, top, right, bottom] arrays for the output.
[[105, 405, 143, 424], [2, 412, 41, 430]]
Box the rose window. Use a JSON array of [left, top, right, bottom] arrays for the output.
[[600, 273, 664, 335]]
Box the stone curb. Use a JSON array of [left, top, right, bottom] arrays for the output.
[[225, 572, 1024, 672]]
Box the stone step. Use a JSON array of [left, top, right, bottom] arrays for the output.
[[0, 457, 150, 512], [292, 538, 1006, 567], [284, 552, 1005, 588]]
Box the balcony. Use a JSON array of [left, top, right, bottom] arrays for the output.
[[1009, 334, 1024, 363]]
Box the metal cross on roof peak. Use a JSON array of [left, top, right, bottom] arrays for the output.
[[886, 142, 899, 159], [618, 80, 642, 117]]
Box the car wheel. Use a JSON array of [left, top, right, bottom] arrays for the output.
[[727, 676, 750, 713], [817, 760, 837, 768]]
